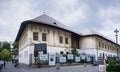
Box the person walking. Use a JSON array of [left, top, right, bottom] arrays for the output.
[[14, 59, 19, 68], [3, 60, 6, 69], [0, 59, 4, 72]]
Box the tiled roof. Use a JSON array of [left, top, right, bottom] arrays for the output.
[[81, 29, 117, 45], [31, 14, 79, 34], [15, 14, 80, 41]]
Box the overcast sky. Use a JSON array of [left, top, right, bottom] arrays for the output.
[[0, 0, 120, 43]]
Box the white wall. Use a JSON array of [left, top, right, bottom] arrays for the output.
[[78, 48, 117, 60], [19, 45, 69, 65], [47, 46, 69, 54], [98, 50, 117, 60], [19, 45, 34, 65]]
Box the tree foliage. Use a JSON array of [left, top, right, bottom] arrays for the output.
[[12, 42, 18, 48], [12, 42, 19, 56], [0, 42, 2, 48], [0, 49, 10, 59], [0, 42, 3, 52], [2, 41, 10, 51], [71, 42, 79, 56], [0, 41, 11, 59]]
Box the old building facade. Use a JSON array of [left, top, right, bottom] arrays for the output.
[[79, 34, 120, 60], [16, 14, 79, 64], [15, 14, 120, 65]]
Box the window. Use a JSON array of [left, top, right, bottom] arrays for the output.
[[105, 44, 106, 49], [59, 36, 63, 44], [110, 46, 111, 50], [65, 37, 68, 44], [103, 53, 105, 58], [102, 43, 104, 48], [33, 32, 38, 41], [42, 33, 47, 41], [99, 42, 101, 47], [108, 46, 109, 50]]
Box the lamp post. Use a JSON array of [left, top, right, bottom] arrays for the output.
[[114, 29, 119, 62], [97, 47, 98, 62]]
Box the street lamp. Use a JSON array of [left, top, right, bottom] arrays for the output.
[[114, 29, 119, 62]]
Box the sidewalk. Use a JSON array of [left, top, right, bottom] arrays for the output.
[[1, 62, 99, 72], [2, 62, 31, 72]]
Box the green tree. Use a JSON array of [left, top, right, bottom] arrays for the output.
[[0, 41, 11, 59], [0, 42, 2, 48], [0, 52, 4, 59], [12, 42, 18, 56], [71, 42, 79, 56], [2, 41, 10, 51], [1, 49, 10, 59], [12, 42, 18, 48], [0, 42, 3, 52]]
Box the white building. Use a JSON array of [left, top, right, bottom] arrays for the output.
[[15, 14, 80, 65], [15, 14, 120, 65], [79, 29, 120, 60]]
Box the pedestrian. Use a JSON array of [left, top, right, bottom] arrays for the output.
[[0, 59, 4, 72], [14, 59, 19, 68], [3, 60, 6, 69], [12, 58, 14, 64]]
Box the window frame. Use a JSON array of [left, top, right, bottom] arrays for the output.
[[59, 36, 63, 44], [42, 33, 47, 41], [65, 37, 68, 44], [33, 32, 39, 41]]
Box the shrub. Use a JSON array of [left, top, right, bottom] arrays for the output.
[[117, 65, 120, 71], [67, 59, 73, 64], [81, 59, 87, 64], [71, 42, 79, 56], [38, 60, 48, 65], [106, 61, 119, 71]]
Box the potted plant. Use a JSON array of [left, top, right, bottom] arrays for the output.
[[34, 57, 39, 65], [36, 60, 41, 68], [34, 57, 42, 68]]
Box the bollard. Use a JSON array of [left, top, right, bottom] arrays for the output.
[[56, 63, 60, 70], [83, 63, 87, 67]]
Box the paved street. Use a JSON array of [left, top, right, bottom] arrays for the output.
[[2, 62, 99, 72]]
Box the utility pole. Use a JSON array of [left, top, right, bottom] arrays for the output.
[[114, 29, 119, 62]]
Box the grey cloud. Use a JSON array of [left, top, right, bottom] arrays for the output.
[[0, 0, 120, 41]]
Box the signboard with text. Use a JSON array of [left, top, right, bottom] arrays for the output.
[[39, 54, 48, 61], [60, 57, 66, 63], [87, 55, 91, 62], [80, 55, 86, 60], [67, 54, 73, 60], [49, 53, 56, 66], [75, 56, 81, 62]]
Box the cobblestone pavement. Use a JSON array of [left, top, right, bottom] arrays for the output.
[[2, 62, 99, 72]]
